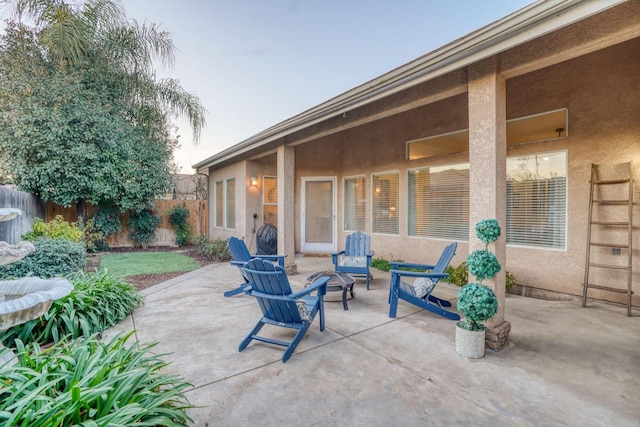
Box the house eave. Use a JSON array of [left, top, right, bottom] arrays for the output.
[[193, 0, 625, 172]]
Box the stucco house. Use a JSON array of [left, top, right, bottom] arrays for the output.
[[195, 0, 639, 345]]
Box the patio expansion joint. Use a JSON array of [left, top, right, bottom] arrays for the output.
[[183, 359, 283, 393]]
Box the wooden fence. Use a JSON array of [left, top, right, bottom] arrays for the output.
[[0, 187, 46, 244], [45, 200, 208, 248]]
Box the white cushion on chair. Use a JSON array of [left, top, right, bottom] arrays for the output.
[[412, 277, 435, 299], [296, 299, 312, 321], [339, 255, 367, 267]]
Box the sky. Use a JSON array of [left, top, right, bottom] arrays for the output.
[[121, 1, 533, 172]]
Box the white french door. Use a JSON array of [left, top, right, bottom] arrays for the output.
[[301, 177, 336, 253]]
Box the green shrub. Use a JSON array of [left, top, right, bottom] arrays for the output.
[[0, 271, 144, 348], [0, 237, 86, 279], [168, 204, 192, 247], [168, 203, 189, 227], [195, 235, 230, 262], [0, 333, 192, 426], [506, 270, 516, 292], [445, 261, 517, 291], [92, 205, 123, 237], [77, 217, 109, 253], [371, 257, 391, 272], [22, 215, 83, 242], [128, 208, 161, 248], [445, 261, 469, 287]]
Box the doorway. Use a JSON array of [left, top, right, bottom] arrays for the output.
[[301, 177, 336, 253]]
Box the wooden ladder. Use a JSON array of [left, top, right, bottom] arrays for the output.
[[582, 162, 634, 316]]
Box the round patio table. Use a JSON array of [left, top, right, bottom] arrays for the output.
[[306, 271, 356, 310]]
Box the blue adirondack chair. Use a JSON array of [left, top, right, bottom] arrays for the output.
[[224, 236, 287, 297], [388, 242, 460, 321], [239, 258, 329, 363], [331, 231, 375, 290]]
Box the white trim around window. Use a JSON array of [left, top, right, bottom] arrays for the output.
[[214, 178, 236, 230]]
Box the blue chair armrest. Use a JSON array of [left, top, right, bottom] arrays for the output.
[[230, 260, 245, 267], [223, 284, 251, 297], [255, 254, 287, 267], [290, 276, 330, 298], [248, 278, 329, 301], [390, 261, 436, 271], [389, 269, 449, 280]]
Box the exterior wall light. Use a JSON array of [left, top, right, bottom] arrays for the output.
[[250, 176, 258, 187]]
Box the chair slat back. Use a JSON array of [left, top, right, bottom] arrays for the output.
[[344, 231, 370, 257], [228, 237, 252, 262], [242, 258, 300, 323], [433, 242, 457, 274]]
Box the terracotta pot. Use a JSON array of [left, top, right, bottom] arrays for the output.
[[455, 323, 485, 358]]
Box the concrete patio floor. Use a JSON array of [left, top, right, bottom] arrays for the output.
[[106, 255, 640, 426]]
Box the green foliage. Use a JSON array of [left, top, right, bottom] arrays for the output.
[[506, 270, 516, 292], [445, 261, 469, 287], [0, 332, 193, 426], [371, 257, 392, 272], [100, 252, 200, 277], [168, 203, 189, 227], [22, 215, 83, 242], [467, 249, 501, 281], [456, 283, 499, 331], [475, 219, 501, 245], [92, 205, 123, 237], [0, 6, 205, 210], [0, 237, 86, 279], [77, 217, 108, 253], [195, 235, 231, 262], [168, 203, 191, 246], [128, 208, 161, 248], [0, 271, 144, 348]]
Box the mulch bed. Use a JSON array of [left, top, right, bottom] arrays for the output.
[[86, 245, 215, 291]]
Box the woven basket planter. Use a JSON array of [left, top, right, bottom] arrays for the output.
[[455, 324, 486, 359]]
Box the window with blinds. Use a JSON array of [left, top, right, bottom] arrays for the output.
[[372, 173, 399, 234], [225, 178, 235, 229], [408, 164, 470, 240], [406, 151, 567, 249], [215, 181, 224, 228], [506, 151, 566, 249], [344, 176, 365, 231]]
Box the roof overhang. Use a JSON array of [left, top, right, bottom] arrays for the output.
[[194, 0, 626, 172]]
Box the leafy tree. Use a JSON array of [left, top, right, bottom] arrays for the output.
[[0, 0, 206, 212]]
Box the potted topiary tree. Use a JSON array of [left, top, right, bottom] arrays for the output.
[[455, 219, 500, 358], [455, 282, 498, 358]]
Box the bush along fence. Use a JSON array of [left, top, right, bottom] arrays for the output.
[[44, 199, 207, 248]]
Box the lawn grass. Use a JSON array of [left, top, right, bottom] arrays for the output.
[[99, 252, 201, 277]]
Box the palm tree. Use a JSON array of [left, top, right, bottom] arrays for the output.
[[10, 0, 206, 141]]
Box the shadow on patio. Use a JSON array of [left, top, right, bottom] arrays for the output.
[[106, 255, 640, 426]]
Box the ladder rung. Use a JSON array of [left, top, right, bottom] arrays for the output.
[[591, 221, 629, 226], [589, 242, 629, 248], [588, 263, 630, 270], [593, 179, 630, 185], [585, 284, 632, 294], [593, 200, 630, 205]]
